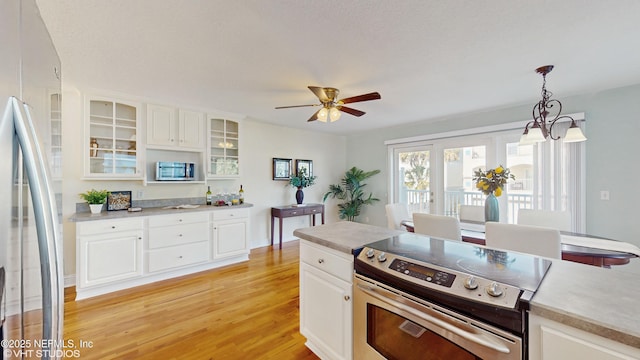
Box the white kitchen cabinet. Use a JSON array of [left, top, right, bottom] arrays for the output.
[[147, 212, 210, 272], [76, 218, 143, 290], [147, 104, 205, 150], [84, 96, 142, 179], [211, 208, 249, 259], [74, 207, 252, 300], [207, 116, 240, 178], [299, 240, 353, 360], [528, 313, 640, 360]]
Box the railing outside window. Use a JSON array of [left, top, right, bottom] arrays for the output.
[[405, 189, 533, 223]]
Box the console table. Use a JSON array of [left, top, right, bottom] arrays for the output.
[[271, 204, 324, 249]]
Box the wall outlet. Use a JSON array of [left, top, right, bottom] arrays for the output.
[[600, 190, 610, 200]]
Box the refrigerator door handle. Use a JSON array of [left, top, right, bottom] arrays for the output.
[[11, 97, 63, 350]]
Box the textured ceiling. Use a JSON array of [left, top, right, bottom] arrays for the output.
[[36, 0, 640, 135]]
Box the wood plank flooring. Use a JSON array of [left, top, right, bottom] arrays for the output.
[[63, 240, 319, 360]]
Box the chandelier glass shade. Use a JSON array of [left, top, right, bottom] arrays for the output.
[[317, 105, 342, 122], [519, 65, 586, 145]]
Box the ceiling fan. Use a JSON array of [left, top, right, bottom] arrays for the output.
[[275, 86, 381, 122]]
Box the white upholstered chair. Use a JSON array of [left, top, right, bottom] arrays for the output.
[[517, 209, 571, 232], [485, 222, 561, 259], [412, 213, 462, 241], [385, 203, 411, 230], [459, 205, 485, 223]]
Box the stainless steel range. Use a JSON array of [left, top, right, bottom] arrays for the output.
[[353, 233, 552, 360]]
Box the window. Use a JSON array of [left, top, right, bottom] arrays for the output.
[[386, 118, 586, 231]]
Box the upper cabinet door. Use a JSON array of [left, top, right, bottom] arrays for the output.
[[147, 104, 176, 147], [85, 96, 142, 179], [147, 105, 204, 151], [178, 109, 205, 150], [207, 117, 240, 178]]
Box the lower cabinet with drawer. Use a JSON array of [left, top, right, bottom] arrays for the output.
[[75, 207, 251, 300], [147, 212, 210, 272], [76, 218, 144, 297], [299, 240, 353, 360], [212, 208, 249, 260]]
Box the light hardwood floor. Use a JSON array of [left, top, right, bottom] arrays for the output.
[[63, 240, 319, 359]]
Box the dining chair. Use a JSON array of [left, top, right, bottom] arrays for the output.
[[459, 205, 485, 223], [485, 222, 561, 259], [517, 209, 571, 232], [385, 203, 411, 230], [412, 213, 462, 241]]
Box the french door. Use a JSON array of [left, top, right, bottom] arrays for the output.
[[391, 144, 433, 216]]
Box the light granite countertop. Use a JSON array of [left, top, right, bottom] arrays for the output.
[[294, 221, 640, 349], [529, 258, 640, 349], [69, 203, 253, 222], [293, 221, 403, 254]]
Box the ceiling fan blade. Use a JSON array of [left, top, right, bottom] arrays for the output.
[[307, 109, 321, 122], [275, 104, 319, 109], [338, 92, 381, 104], [338, 106, 365, 117], [308, 86, 330, 102]]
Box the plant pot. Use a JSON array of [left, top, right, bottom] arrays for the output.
[[89, 204, 103, 214], [295, 188, 304, 205], [484, 193, 499, 222]]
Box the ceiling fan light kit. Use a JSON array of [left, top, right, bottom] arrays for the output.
[[275, 86, 381, 123]]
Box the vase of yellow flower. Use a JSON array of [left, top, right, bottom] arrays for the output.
[[473, 165, 515, 222]]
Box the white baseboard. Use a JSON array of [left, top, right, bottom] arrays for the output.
[[64, 274, 76, 288]]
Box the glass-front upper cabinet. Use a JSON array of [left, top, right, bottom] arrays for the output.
[[207, 116, 240, 178], [85, 96, 142, 179]]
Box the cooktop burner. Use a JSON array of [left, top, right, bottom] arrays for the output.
[[361, 232, 552, 293]]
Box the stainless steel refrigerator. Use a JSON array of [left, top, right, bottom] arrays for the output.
[[1, 0, 64, 359]]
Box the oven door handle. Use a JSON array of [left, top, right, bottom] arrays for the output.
[[357, 284, 511, 354]]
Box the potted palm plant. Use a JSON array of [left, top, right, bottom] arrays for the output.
[[323, 167, 380, 221], [79, 189, 109, 214], [289, 168, 316, 204]]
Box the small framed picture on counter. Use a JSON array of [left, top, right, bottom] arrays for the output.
[[107, 190, 132, 211], [273, 158, 292, 180]]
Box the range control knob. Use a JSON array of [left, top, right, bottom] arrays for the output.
[[366, 248, 375, 258], [377, 252, 387, 263], [463, 276, 478, 290], [486, 282, 503, 297]]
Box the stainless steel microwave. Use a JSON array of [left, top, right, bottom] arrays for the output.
[[155, 161, 196, 181]]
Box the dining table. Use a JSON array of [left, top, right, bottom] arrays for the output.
[[400, 220, 640, 268]]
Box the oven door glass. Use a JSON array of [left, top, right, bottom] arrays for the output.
[[353, 275, 522, 360], [367, 304, 479, 360]]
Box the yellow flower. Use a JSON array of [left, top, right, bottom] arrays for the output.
[[495, 166, 504, 174], [487, 172, 493, 179], [476, 181, 484, 188], [495, 187, 502, 197], [483, 184, 489, 190]]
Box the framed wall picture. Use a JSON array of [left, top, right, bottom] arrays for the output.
[[296, 159, 313, 177], [273, 158, 292, 180], [107, 190, 132, 211]]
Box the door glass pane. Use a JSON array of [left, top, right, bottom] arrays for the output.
[[506, 142, 534, 223], [444, 146, 485, 216], [397, 150, 430, 214]]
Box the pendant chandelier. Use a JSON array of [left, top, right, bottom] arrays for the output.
[[519, 65, 587, 145]]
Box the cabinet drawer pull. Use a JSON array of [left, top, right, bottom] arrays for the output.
[[178, 255, 183, 259], [317, 258, 324, 264], [344, 295, 350, 301], [179, 234, 183, 237], [111, 226, 116, 229]]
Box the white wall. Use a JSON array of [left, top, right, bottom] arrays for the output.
[[61, 85, 347, 277]]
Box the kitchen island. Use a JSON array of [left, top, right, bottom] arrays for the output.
[[294, 221, 640, 359]]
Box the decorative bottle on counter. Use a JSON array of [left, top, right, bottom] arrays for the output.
[[206, 186, 212, 205], [239, 185, 244, 204]]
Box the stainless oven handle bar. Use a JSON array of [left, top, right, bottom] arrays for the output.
[[357, 283, 510, 354]]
